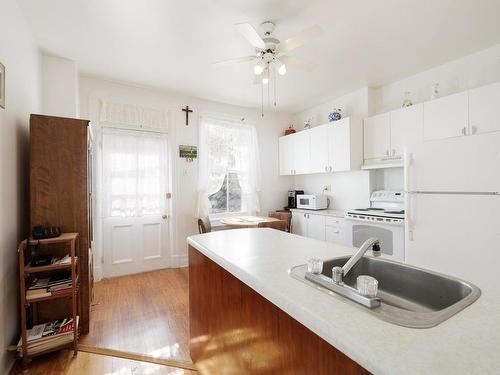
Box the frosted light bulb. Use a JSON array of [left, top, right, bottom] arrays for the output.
[[262, 77, 269, 85], [278, 64, 287, 75], [254, 64, 263, 75]]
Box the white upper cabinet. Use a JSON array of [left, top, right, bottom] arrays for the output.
[[423, 91, 468, 141], [363, 113, 391, 160], [309, 125, 329, 173], [278, 117, 362, 176], [293, 131, 311, 174], [469, 81, 500, 136], [330, 118, 359, 172], [390, 104, 423, 156], [279, 135, 294, 175]]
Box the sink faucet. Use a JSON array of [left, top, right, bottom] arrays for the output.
[[332, 238, 381, 284]]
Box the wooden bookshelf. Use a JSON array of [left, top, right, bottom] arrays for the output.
[[24, 257, 79, 274], [17, 233, 79, 367]]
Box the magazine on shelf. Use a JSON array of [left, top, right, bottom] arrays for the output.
[[17, 316, 79, 355]]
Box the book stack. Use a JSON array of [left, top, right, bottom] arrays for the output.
[[17, 317, 79, 356], [26, 271, 76, 301]]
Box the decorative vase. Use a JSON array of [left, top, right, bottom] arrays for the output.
[[328, 109, 342, 122], [284, 124, 296, 136], [402, 92, 413, 107]]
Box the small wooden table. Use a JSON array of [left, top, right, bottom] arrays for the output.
[[220, 216, 279, 228]]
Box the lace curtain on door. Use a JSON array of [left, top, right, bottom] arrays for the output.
[[196, 116, 261, 218], [102, 129, 167, 217]]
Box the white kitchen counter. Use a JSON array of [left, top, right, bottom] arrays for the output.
[[187, 228, 500, 375], [290, 208, 345, 218]]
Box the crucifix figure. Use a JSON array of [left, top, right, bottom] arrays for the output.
[[182, 105, 193, 126]]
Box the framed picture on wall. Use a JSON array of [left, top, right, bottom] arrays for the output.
[[0, 62, 5, 109]]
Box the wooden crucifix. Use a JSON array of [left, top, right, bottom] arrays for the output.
[[182, 105, 193, 126]]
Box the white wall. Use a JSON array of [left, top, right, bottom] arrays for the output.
[[292, 43, 500, 209], [41, 54, 79, 117], [79, 76, 292, 277], [0, 1, 41, 374], [372, 43, 500, 114]]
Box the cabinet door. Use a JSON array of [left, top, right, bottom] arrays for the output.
[[363, 113, 391, 160], [307, 214, 326, 241], [329, 119, 351, 171], [293, 131, 311, 174], [390, 104, 423, 157], [309, 125, 329, 173], [423, 91, 468, 141], [279, 136, 294, 175], [469, 81, 500, 135], [325, 226, 344, 245], [291, 212, 307, 236]]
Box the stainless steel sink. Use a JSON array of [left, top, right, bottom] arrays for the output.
[[289, 256, 481, 328]]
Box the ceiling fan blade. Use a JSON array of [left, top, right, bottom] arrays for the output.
[[279, 55, 316, 72], [279, 25, 323, 53], [212, 55, 256, 67], [235, 23, 266, 49]]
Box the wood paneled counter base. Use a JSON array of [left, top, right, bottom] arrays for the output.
[[188, 246, 370, 374]]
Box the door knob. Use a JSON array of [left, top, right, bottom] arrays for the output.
[[162, 214, 168, 220]]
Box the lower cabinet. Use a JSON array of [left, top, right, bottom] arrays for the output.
[[292, 211, 347, 245]]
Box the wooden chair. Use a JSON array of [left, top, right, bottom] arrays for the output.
[[258, 219, 288, 231], [268, 211, 292, 232], [197, 217, 212, 234]]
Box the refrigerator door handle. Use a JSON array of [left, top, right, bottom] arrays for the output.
[[404, 150, 414, 241]]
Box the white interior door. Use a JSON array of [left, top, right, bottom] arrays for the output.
[[102, 129, 170, 277]]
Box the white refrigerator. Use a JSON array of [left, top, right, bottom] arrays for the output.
[[404, 132, 500, 287]]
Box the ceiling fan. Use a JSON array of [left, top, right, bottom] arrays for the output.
[[212, 21, 323, 85]]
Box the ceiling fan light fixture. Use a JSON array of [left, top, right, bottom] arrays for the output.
[[254, 64, 264, 75], [262, 76, 269, 85], [278, 63, 287, 75]]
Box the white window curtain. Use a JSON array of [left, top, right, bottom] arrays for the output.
[[196, 116, 261, 218], [102, 128, 167, 217], [99, 100, 168, 131]]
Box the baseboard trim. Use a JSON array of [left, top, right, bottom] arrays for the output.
[[77, 345, 197, 371], [171, 254, 188, 268]]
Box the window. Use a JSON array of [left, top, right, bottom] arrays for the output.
[[102, 129, 168, 218], [208, 170, 242, 214], [196, 116, 261, 218]]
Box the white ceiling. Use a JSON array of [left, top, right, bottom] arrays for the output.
[[18, 0, 500, 112]]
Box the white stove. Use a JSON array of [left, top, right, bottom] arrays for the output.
[[346, 191, 405, 224], [345, 191, 406, 261]]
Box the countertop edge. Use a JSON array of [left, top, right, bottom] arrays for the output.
[[187, 235, 383, 375]]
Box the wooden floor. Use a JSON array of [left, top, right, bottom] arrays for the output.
[[10, 349, 197, 375], [79, 268, 191, 363]]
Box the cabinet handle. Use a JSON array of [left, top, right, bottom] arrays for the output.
[[461, 127, 467, 136], [392, 149, 396, 156], [325, 166, 328, 172], [385, 150, 389, 156], [329, 166, 333, 172]]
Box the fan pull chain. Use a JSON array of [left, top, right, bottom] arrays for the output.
[[274, 69, 277, 107], [261, 79, 264, 117]]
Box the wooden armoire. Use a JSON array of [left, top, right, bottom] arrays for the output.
[[29, 114, 93, 334]]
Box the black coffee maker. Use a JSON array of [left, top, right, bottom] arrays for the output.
[[288, 190, 304, 209]]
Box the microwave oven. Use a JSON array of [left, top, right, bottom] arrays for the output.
[[296, 194, 328, 210]]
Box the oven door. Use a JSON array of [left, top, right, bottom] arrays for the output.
[[345, 219, 405, 261]]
